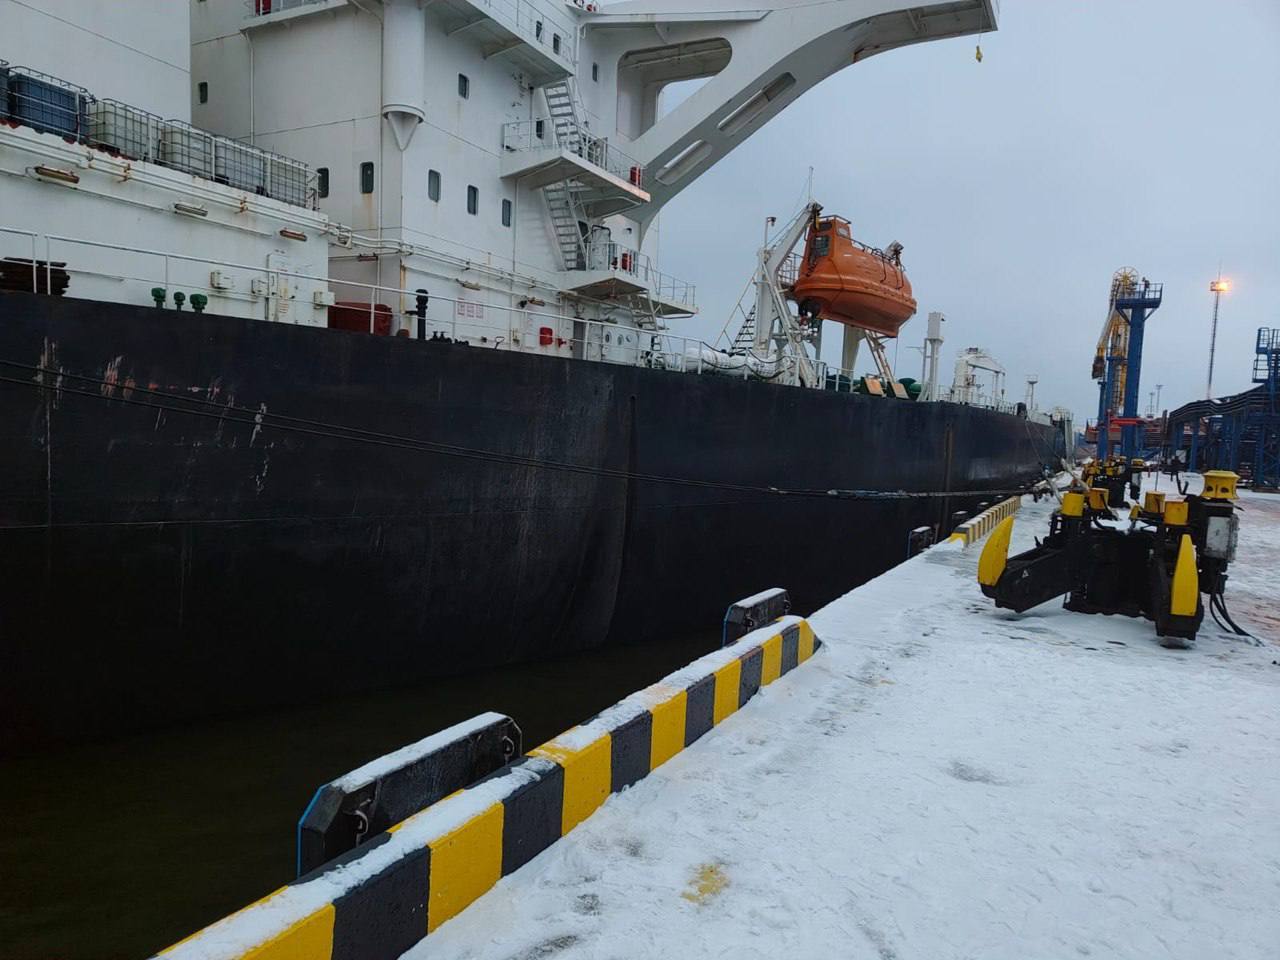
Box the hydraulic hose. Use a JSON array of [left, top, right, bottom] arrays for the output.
[[1212, 592, 1253, 639]]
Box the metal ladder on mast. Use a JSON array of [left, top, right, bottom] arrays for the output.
[[864, 333, 896, 384], [730, 311, 757, 355]]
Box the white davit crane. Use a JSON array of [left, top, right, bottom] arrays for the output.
[[701, 202, 824, 387], [749, 202, 823, 387]]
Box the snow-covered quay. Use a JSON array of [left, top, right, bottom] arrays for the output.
[[415, 483, 1280, 960]]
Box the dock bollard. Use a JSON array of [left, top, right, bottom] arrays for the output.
[[722, 587, 791, 646], [296, 713, 521, 876], [907, 525, 935, 557]]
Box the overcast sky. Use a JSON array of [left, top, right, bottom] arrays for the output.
[[656, 0, 1280, 425]]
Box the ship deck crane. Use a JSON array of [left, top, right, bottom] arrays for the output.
[[950, 347, 1005, 405]]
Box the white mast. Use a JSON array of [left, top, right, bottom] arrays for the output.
[[923, 311, 945, 401]]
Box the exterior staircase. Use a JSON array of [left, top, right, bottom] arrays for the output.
[[543, 179, 585, 270], [542, 79, 584, 155], [532, 79, 687, 318], [540, 78, 590, 271]]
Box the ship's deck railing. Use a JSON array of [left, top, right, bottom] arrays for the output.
[[777, 253, 801, 288], [0, 64, 317, 209], [939, 387, 1023, 416], [502, 120, 643, 187], [2, 228, 1026, 406], [476, 0, 578, 62], [243, 0, 328, 14], [0, 229, 911, 396], [1, 226, 707, 367], [11, 229, 1039, 403], [582, 238, 695, 309], [243, 0, 578, 62]]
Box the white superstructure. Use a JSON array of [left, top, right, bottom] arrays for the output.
[[1, 0, 998, 364]]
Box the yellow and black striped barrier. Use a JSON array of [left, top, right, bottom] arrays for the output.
[[158, 617, 821, 960], [947, 495, 1022, 547]]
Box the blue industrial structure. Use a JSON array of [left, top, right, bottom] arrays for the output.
[[1165, 327, 1280, 489], [1115, 281, 1163, 458], [1091, 270, 1162, 460]]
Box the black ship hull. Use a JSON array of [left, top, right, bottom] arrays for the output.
[[0, 292, 1062, 753]]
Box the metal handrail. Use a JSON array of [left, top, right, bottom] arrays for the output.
[[777, 253, 800, 287], [939, 387, 1022, 415], [501, 120, 643, 186], [244, 0, 334, 15], [245, 0, 580, 63], [0, 225, 699, 358], [581, 238, 695, 309], [0, 227, 980, 398], [482, 0, 577, 61]]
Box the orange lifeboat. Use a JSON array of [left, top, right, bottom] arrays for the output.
[[790, 214, 917, 337]]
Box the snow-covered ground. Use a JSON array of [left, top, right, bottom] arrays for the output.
[[410, 480, 1280, 960]]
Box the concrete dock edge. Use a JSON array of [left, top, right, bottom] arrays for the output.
[[158, 617, 822, 960], [948, 495, 1023, 546]]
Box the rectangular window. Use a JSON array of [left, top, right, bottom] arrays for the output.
[[535, 119, 545, 140], [428, 169, 440, 202], [360, 161, 374, 194], [457, 74, 469, 99], [552, 34, 561, 55], [501, 198, 512, 227], [592, 63, 599, 82], [316, 167, 329, 198], [198, 82, 208, 104], [466, 185, 478, 216]]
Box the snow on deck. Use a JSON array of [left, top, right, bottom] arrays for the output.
[[409, 483, 1280, 960]]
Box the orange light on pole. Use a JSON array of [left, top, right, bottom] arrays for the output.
[[1206, 276, 1232, 398]]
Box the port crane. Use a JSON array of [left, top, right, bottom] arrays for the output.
[[1091, 268, 1163, 458]]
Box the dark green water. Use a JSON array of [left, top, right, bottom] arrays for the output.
[[0, 632, 717, 960]]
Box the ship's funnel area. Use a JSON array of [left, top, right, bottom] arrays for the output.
[[382, 0, 426, 150]]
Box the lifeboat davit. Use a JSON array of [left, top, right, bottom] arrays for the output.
[[790, 214, 917, 337]]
